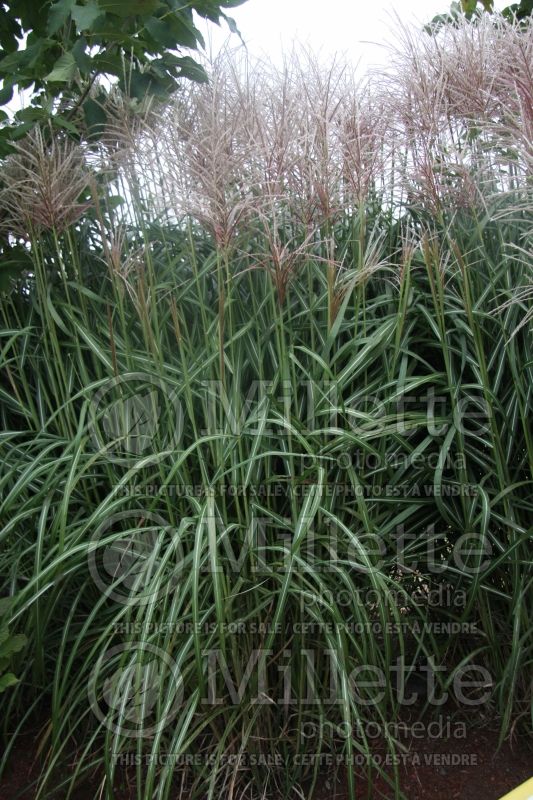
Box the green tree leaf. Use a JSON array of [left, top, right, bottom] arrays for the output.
[[193, 0, 246, 21], [97, 0, 161, 17], [47, 0, 76, 35], [170, 54, 208, 82], [45, 51, 77, 82], [15, 106, 50, 123], [127, 68, 172, 99], [145, 14, 202, 50], [0, 38, 54, 77], [0, 81, 14, 105], [144, 15, 180, 49], [0, 12, 23, 53], [71, 37, 91, 73], [72, 1, 103, 31], [222, 13, 240, 36], [83, 96, 107, 137], [503, 0, 533, 19]]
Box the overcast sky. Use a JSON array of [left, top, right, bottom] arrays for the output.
[[198, 0, 505, 71], [6, 0, 506, 115]]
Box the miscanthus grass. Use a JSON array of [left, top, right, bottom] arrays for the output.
[[0, 13, 531, 800]]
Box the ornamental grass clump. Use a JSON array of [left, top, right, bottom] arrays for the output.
[[0, 14, 531, 800]]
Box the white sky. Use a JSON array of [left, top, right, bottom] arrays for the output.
[[198, 0, 505, 71]]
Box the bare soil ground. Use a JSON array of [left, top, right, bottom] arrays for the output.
[[2, 715, 531, 800]]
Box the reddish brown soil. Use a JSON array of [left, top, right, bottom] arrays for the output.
[[2, 718, 531, 800]]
